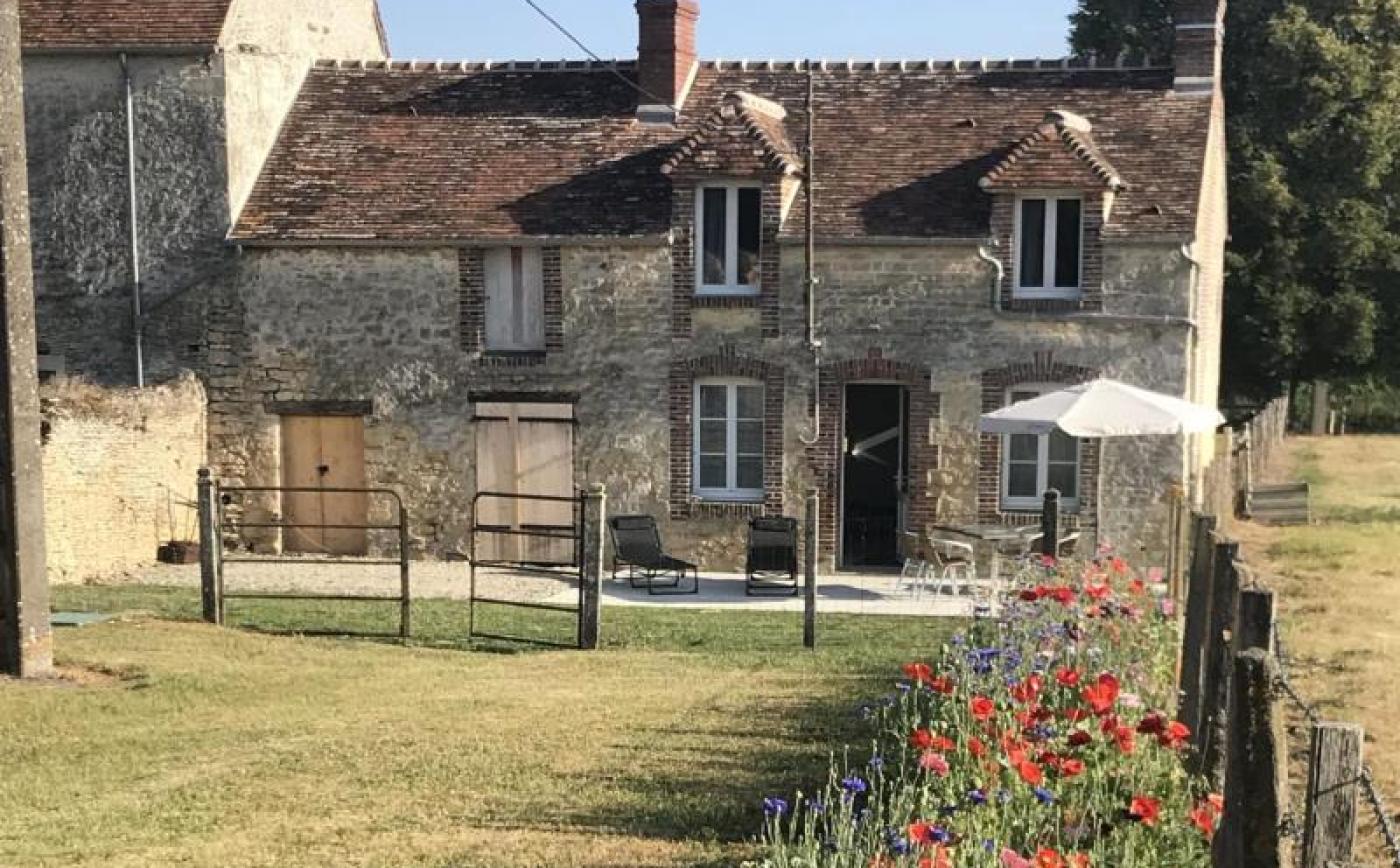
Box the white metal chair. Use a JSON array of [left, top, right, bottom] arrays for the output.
[[929, 536, 975, 596], [896, 532, 932, 598]]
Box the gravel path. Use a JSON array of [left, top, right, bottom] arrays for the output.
[[91, 560, 576, 603]]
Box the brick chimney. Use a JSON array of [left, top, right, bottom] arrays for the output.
[[635, 0, 699, 123], [1174, 0, 1225, 96]]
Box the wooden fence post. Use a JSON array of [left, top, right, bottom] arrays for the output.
[[1213, 649, 1293, 868], [578, 483, 605, 651], [804, 489, 818, 649], [1238, 588, 1276, 654], [197, 468, 222, 625], [1303, 722, 1364, 868], [1040, 489, 1060, 558], [1200, 538, 1242, 787], [1179, 514, 1218, 738]]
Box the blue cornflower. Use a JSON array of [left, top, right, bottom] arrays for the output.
[[868, 756, 885, 772], [806, 797, 826, 815], [1033, 787, 1056, 805], [841, 775, 868, 795], [763, 797, 789, 817], [982, 839, 998, 853], [967, 788, 988, 806], [884, 829, 910, 855]]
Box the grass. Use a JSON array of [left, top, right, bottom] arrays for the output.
[[0, 585, 959, 868], [1233, 435, 1400, 862]]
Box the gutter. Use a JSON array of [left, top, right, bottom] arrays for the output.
[[119, 52, 145, 387], [976, 241, 1006, 313]]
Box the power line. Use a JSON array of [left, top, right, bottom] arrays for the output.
[[517, 0, 677, 111]]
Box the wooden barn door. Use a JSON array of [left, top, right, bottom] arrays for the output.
[[281, 415, 368, 555], [474, 401, 576, 565]]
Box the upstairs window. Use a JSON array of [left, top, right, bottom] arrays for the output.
[[1016, 196, 1082, 298], [484, 247, 545, 352], [1002, 386, 1081, 511], [694, 379, 764, 501], [697, 184, 761, 295]]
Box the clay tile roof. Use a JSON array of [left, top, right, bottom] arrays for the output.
[[663, 91, 803, 177], [231, 63, 1212, 244], [980, 115, 1126, 192], [19, 0, 234, 50]]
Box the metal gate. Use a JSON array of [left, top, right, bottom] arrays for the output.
[[468, 490, 587, 648], [198, 470, 411, 641]]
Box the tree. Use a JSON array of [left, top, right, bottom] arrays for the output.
[[1071, 0, 1400, 401]]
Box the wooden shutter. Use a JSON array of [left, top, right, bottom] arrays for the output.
[[484, 247, 544, 351], [474, 402, 575, 565]]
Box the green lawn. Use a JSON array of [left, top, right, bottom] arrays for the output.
[[0, 586, 959, 868]]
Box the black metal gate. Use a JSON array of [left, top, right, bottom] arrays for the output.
[[468, 490, 587, 648], [199, 471, 411, 641]]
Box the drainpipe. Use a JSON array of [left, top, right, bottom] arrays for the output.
[[977, 241, 1005, 312], [120, 53, 145, 387], [798, 60, 823, 447]]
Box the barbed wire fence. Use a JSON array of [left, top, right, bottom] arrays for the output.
[[1274, 630, 1400, 867]]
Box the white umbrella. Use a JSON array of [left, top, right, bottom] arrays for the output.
[[978, 378, 1226, 438]]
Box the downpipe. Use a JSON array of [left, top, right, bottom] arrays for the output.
[[120, 53, 145, 387]]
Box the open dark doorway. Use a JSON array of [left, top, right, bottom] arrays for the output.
[[841, 384, 908, 568]]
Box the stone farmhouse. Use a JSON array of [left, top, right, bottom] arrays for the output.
[[21, 0, 1228, 570]]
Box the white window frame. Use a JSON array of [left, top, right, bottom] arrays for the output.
[[695, 182, 762, 296], [1013, 192, 1084, 300], [692, 377, 765, 502], [1000, 384, 1082, 512]]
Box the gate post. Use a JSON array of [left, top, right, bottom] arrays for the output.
[[579, 483, 605, 650], [804, 489, 819, 649], [197, 468, 222, 625]]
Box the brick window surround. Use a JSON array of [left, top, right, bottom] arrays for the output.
[[978, 352, 1101, 527], [989, 192, 1105, 314], [669, 351, 785, 519], [669, 180, 783, 339], [802, 349, 936, 564], [457, 246, 564, 366]]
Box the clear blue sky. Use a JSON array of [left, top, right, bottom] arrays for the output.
[[378, 1, 1080, 62]]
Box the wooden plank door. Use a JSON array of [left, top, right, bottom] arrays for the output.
[[281, 415, 368, 556], [474, 402, 575, 566]]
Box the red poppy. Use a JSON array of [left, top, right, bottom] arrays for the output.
[[970, 696, 996, 720], [1055, 668, 1081, 688], [1020, 589, 1042, 602], [1059, 757, 1086, 778], [1067, 730, 1092, 748], [908, 821, 938, 845], [1136, 713, 1166, 735], [1081, 673, 1121, 715], [1109, 556, 1130, 575], [1189, 803, 1218, 840], [1128, 795, 1161, 826], [1159, 720, 1191, 749], [967, 736, 988, 758], [1011, 674, 1044, 705], [911, 728, 935, 750], [1048, 586, 1076, 605], [928, 676, 955, 695], [1017, 759, 1044, 786], [1112, 725, 1136, 755], [1064, 708, 1090, 723], [903, 662, 933, 683], [917, 846, 953, 868], [1083, 583, 1112, 601]]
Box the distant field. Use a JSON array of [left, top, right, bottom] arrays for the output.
[[0, 587, 957, 868], [1235, 435, 1400, 862]]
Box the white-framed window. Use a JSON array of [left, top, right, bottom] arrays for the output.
[[696, 183, 762, 295], [1001, 386, 1081, 511], [1015, 194, 1083, 298], [693, 378, 764, 501], [484, 246, 545, 351]]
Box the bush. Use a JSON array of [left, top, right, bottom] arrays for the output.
[[751, 555, 1218, 867]]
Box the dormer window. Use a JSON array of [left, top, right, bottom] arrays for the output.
[[697, 183, 761, 295], [1015, 195, 1083, 299]]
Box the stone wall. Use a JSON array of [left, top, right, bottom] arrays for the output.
[[213, 232, 1201, 570], [41, 375, 207, 583]]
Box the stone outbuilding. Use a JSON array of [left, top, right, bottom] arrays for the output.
[[24, 0, 1231, 571]]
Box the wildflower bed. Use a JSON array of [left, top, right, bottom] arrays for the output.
[[756, 555, 1220, 868]]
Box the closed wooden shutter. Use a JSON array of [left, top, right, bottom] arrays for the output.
[[474, 402, 575, 565], [484, 247, 544, 351]]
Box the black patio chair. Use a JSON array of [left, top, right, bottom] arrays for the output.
[[608, 515, 700, 596], [746, 517, 799, 597]]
